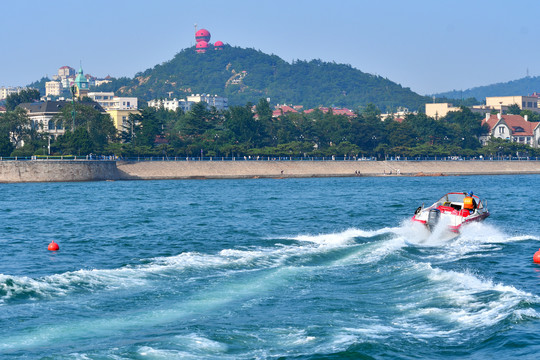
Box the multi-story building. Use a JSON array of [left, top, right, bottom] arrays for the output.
[[87, 92, 116, 108], [58, 66, 75, 79], [147, 98, 191, 112], [88, 92, 138, 110], [425, 103, 461, 119], [108, 109, 140, 131], [0, 86, 25, 100], [94, 78, 112, 87], [485, 96, 539, 113], [186, 94, 228, 111], [17, 101, 107, 138], [149, 94, 228, 112], [45, 81, 62, 97]]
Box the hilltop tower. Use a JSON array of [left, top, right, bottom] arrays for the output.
[[195, 29, 211, 43], [196, 41, 209, 53], [214, 40, 224, 50]]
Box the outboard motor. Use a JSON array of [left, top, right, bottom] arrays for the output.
[[427, 208, 441, 231]]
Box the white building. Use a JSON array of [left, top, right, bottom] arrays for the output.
[[0, 86, 25, 100], [94, 78, 112, 87], [17, 101, 107, 140], [87, 92, 138, 110], [187, 94, 228, 111], [45, 81, 62, 96], [480, 113, 540, 147], [148, 94, 228, 112], [148, 98, 192, 112], [58, 66, 75, 79]]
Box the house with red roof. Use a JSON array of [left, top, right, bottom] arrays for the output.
[[272, 105, 298, 117], [304, 107, 356, 117], [480, 113, 540, 147]]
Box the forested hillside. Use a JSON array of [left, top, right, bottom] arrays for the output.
[[95, 46, 430, 111], [435, 76, 540, 101]]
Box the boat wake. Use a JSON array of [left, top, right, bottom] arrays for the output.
[[1, 221, 539, 357]]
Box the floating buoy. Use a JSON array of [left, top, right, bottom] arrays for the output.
[[48, 241, 59, 251], [534, 249, 540, 264]]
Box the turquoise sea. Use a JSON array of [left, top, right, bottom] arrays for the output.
[[1, 175, 539, 359]]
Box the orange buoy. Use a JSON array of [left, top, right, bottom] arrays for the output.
[[48, 241, 59, 251], [534, 249, 540, 264]]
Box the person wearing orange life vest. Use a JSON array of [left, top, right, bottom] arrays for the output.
[[463, 191, 477, 212]]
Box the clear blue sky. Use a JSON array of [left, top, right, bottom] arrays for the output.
[[2, 0, 539, 95]]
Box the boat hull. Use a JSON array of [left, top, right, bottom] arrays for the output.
[[411, 192, 489, 233]]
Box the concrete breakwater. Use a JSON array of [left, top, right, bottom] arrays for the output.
[[1, 159, 540, 183], [0, 160, 119, 183]]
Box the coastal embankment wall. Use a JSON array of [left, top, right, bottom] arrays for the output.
[[2, 160, 540, 183], [0, 160, 119, 183], [116, 160, 540, 179]]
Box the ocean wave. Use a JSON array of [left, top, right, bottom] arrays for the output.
[[0, 228, 370, 304], [403, 264, 540, 333], [289, 227, 398, 245]]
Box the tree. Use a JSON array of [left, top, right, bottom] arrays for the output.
[[0, 132, 14, 156], [130, 107, 163, 147], [53, 103, 116, 154], [5, 89, 40, 111], [507, 103, 521, 115], [179, 102, 210, 136], [225, 104, 262, 144], [255, 98, 273, 122], [0, 107, 33, 147], [520, 109, 540, 122]]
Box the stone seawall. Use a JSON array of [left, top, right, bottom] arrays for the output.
[[0, 160, 119, 183], [116, 160, 540, 180], [2, 160, 540, 183]]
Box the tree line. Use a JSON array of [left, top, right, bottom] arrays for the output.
[[2, 91, 540, 159]]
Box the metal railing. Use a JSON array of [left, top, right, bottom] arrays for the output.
[[1, 155, 539, 162]]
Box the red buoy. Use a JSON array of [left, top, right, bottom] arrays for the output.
[[48, 241, 59, 251], [534, 249, 540, 264]]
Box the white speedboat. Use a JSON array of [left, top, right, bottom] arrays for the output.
[[412, 192, 489, 233]]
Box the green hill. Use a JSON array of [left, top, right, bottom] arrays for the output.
[[435, 76, 540, 101], [94, 45, 429, 111]]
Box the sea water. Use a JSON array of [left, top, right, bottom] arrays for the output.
[[1, 175, 539, 359]]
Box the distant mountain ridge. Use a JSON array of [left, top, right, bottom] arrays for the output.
[[92, 45, 430, 111], [434, 76, 540, 101]]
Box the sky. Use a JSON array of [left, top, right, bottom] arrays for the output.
[[1, 0, 539, 95]]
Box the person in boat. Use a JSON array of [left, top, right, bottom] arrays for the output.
[[463, 191, 477, 212]]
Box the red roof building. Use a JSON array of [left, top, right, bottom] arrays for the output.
[[272, 105, 298, 117], [480, 113, 540, 147], [304, 107, 356, 117]]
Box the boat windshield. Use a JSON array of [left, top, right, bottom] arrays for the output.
[[438, 193, 466, 203], [435, 192, 484, 208]]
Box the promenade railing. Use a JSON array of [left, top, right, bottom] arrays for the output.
[[1, 155, 539, 162]]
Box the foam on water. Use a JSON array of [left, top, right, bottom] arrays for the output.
[[2, 221, 538, 356], [290, 226, 397, 245], [396, 263, 540, 335]]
